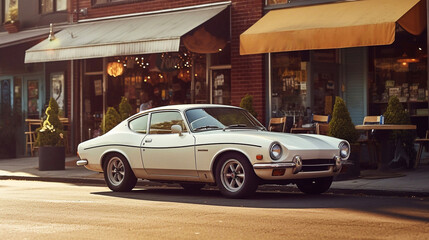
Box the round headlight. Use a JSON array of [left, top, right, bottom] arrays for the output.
[[270, 142, 283, 160], [339, 141, 350, 159]]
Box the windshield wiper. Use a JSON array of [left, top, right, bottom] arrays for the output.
[[194, 125, 222, 131], [223, 124, 248, 130]]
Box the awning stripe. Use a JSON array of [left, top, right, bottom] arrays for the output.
[[25, 4, 228, 63], [25, 38, 180, 62], [240, 0, 423, 55]]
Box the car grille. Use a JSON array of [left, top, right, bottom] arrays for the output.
[[301, 159, 335, 172]]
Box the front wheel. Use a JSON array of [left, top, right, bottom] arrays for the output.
[[103, 154, 137, 192], [215, 153, 258, 198], [296, 177, 333, 194]]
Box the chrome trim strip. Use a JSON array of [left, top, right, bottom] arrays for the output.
[[76, 160, 88, 166], [304, 164, 335, 167], [253, 162, 296, 169]]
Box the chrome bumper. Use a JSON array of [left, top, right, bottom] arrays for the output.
[[253, 156, 342, 174], [76, 159, 88, 166], [253, 162, 296, 169]]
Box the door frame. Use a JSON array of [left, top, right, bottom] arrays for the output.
[[23, 75, 45, 118], [209, 64, 231, 104], [0, 76, 14, 106]]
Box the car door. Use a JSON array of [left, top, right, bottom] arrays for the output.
[[141, 111, 197, 177]]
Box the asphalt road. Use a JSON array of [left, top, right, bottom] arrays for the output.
[[1, 180, 428, 240]]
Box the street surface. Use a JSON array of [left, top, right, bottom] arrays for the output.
[[0, 180, 428, 239]]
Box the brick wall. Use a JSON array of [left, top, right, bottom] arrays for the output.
[[230, 0, 264, 122], [72, 0, 222, 20]]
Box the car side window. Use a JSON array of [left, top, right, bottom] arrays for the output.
[[129, 114, 148, 134], [149, 112, 187, 134]]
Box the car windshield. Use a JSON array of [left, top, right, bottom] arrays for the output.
[[185, 107, 264, 132]]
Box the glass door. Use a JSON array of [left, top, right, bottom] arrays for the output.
[[210, 67, 231, 105], [0, 78, 12, 106], [310, 50, 339, 116], [82, 74, 104, 140], [23, 76, 44, 119]]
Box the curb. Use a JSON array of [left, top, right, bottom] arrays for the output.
[[1, 175, 428, 198]]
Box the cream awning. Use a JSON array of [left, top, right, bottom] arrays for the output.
[[240, 0, 426, 55], [25, 3, 228, 63], [0, 25, 67, 49]]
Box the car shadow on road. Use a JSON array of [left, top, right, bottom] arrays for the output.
[[92, 186, 429, 223]]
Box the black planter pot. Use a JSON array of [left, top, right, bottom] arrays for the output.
[[39, 146, 65, 171]]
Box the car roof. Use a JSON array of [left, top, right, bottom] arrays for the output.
[[132, 104, 242, 118]]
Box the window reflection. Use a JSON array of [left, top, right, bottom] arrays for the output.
[[150, 112, 187, 134]]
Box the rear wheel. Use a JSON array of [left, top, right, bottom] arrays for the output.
[[215, 153, 258, 198], [103, 154, 137, 192], [296, 177, 333, 194]]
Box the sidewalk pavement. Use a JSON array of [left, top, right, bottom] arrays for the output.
[[1, 155, 428, 197]]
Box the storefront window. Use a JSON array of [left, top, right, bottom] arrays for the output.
[[40, 0, 67, 14], [13, 77, 22, 110], [211, 68, 231, 105], [105, 48, 206, 112], [369, 30, 428, 137], [93, 0, 128, 5], [4, 0, 17, 23], [266, 0, 288, 5], [1, 79, 11, 105], [265, 0, 339, 7], [310, 50, 339, 116], [27, 80, 39, 118], [271, 52, 309, 121], [270, 50, 339, 130]]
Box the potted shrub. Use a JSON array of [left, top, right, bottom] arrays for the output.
[[240, 94, 258, 118], [328, 97, 360, 179], [3, 5, 19, 33], [101, 107, 121, 134], [0, 103, 22, 159], [119, 96, 132, 121], [36, 98, 65, 171], [383, 96, 416, 168]]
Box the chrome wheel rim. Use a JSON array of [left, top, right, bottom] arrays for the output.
[[220, 159, 245, 192], [107, 157, 125, 186]]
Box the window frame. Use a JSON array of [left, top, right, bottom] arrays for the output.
[[39, 0, 67, 15], [265, 0, 345, 10], [92, 0, 144, 8], [148, 111, 188, 135], [128, 114, 149, 134]]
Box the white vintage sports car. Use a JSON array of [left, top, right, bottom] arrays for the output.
[[77, 104, 349, 198]]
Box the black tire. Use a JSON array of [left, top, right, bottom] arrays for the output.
[[215, 153, 258, 198], [296, 177, 333, 194], [103, 154, 137, 192], [180, 183, 206, 192]]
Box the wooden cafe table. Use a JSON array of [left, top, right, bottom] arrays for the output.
[[355, 124, 416, 170]]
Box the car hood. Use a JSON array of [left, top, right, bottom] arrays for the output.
[[197, 129, 343, 150]]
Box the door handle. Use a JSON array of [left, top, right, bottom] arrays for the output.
[[145, 138, 152, 143]]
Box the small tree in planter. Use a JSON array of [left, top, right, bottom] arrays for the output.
[[36, 98, 65, 171], [383, 96, 416, 168], [101, 107, 121, 134], [119, 96, 132, 121], [329, 97, 359, 142], [240, 94, 258, 118], [329, 97, 359, 179]]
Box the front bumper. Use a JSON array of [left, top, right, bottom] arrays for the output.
[[253, 156, 342, 180]]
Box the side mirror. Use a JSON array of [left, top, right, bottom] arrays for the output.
[[171, 125, 183, 136]]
